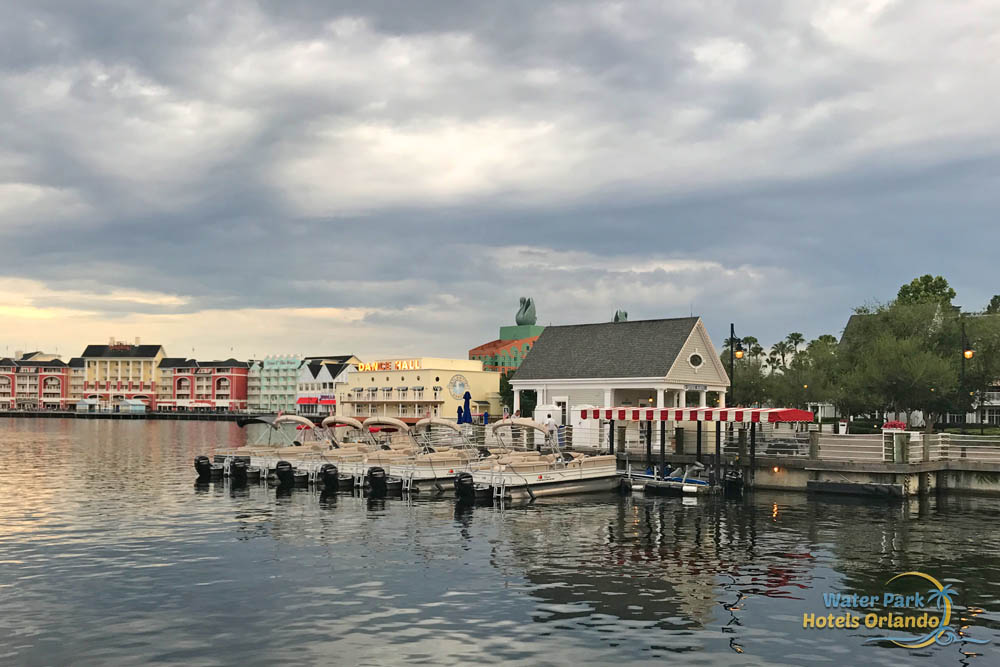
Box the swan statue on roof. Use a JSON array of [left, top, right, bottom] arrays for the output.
[[516, 297, 537, 326]]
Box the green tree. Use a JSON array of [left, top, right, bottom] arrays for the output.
[[836, 301, 964, 431], [719, 351, 767, 407], [499, 374, 537, 417], [986, 295, 1000, 315], [499, 374, 513, 410], [896, 274, 956, 306], [772, 341, 794, 368], [786, 332, 805, 353]]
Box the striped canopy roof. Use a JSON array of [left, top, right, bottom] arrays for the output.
[[580, 407, 814, 423]]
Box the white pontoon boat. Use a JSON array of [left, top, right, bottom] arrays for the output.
[[456, 418, 619, 502]]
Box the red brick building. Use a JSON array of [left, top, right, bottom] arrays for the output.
[[0, 357, 70, 410], [156, 358, 250, 412]]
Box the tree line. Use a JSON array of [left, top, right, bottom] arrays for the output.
[[722, 275, 1000, 431]]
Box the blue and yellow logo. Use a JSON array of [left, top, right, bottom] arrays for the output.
[[804, 571, 989, 648]]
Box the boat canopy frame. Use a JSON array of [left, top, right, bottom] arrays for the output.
[[580, 407, 814, 424], [320, 415, 364, 431]]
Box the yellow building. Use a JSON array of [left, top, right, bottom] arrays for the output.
[[80, 338, 167, 407], [339, 357, 500, 424]]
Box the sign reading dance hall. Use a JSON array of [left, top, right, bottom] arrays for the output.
[[357, 359, 422, 372]]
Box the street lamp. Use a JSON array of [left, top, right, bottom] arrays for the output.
[[729, 323, 744, 406], [961, 319, 975, 434]]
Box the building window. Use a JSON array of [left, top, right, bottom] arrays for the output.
[[689, 353, 704, 369]]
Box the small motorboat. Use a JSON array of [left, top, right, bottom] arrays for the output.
[[642, 462, 713, 496]]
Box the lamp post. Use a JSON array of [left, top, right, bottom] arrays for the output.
[[729, 323, 744, 407], [961, 319, 975, 434]]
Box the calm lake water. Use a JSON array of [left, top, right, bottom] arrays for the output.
[[1, 419, 999, 666]]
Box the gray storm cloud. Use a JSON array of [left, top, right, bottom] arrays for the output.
[[1, 0, 999, 357]]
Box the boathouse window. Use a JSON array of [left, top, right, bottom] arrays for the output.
[[689, 353, 704, 368]]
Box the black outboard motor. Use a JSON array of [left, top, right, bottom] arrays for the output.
[[454, 472, 476, 501], [230, 460, 248, 487], [320, 464, 340, 492], [367, 466, 387, 496], [274, 460, 295, 488], [723, 469, 744, 498], [194, 455, 212, 482]]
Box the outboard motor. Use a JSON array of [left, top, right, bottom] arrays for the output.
[[454, 472, 476, 501], [194, 455, 212, 482], [230, 460, 248, 487], [367, 466, 388, 496], [723, 469, 744, 498], [320, 464, 340, 492], [274, 460, 295, 488]]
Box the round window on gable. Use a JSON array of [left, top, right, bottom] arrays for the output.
[[689, 353, 704, 369]]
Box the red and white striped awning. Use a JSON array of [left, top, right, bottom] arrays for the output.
[[580, 407, 814, 423]]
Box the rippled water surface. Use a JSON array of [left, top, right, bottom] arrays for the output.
[[2, 419, 1000, 665]]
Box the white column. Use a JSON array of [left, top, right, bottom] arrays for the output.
[[679, 391, 687, 408], [513, 390, 521, 415], [718, 390, 726, 409], [656, 389, 665, 408], [604, 388, 613, 407], [699, 390, 707, 407]]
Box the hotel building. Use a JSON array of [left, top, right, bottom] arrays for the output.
[[248, 355, 301, 414], [469, 305, 545, 375], [80, 339, 166, 409], [339, 358, 501, 424], [0, 356, 70, 410], [155, 358, 251, 412], [294, 356, 359, 416]]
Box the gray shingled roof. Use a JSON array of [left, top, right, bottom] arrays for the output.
[[82, 344, 164, 358], [512, 317, 699, 380]]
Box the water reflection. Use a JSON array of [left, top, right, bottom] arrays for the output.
[[0, 420, 998, 665]]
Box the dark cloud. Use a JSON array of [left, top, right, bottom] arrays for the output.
[[2, 0, 999, 356]]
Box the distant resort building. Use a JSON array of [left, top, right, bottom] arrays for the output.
[[155, 358, 252, 412], [79, 339, 165, 410], [294, 355, 360, 416], [247, 355, 302, 414], [339, 357, 500, 424], [0, 355, 70, 410], [469, 297, 545, 375]]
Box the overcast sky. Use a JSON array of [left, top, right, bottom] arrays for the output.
[[2, 0, 999, 360]]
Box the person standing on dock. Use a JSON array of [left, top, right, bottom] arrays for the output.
[[544, 413, 557, 450]]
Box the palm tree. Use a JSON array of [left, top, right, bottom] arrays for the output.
[[772, 341, 793, 368], [749, 343, 765, 359], [786, 332, 805, 353], [766, 351, 781, 372]]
